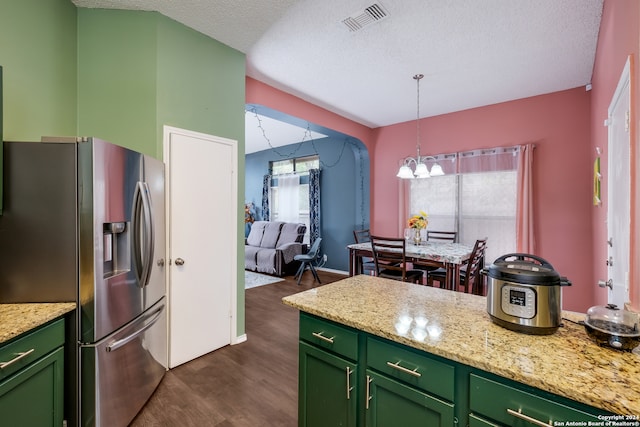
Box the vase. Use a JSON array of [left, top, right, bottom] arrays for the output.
[[413, 229, 422, 245]]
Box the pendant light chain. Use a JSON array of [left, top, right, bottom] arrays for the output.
[[247, 105, 354, 169], [415, 73, 423, 159]]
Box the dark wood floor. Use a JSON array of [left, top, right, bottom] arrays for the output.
[[130, 270, 347, 427]]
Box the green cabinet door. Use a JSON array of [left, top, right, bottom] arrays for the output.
[[365, 370, 455, 427], [299, 341, 358, 427], [0, 346, 64, 427]]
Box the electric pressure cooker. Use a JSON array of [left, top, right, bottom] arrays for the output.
[[484, 253, 571, 335]]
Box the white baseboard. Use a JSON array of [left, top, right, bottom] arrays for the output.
[[232, 334, 247, 345], [317, 267, 349, 275]]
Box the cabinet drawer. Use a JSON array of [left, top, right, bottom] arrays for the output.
[[366, 337, 454, 401], [469, 373, 604, 425], [0, 319, 65, 382], [300, 313, 358, 360]]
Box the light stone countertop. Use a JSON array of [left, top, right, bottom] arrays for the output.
[[0, 303, 76, 344], [282, 275, 640, 415]]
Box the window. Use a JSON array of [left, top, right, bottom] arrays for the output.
[[271, 156, 318, 175], [269, 156, 319, 243], [409, 148, 519, 263]]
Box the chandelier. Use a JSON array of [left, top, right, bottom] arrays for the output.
[[396, 74, 444, 179]]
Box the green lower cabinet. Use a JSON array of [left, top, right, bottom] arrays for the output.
[[469, 373, 606, 425], [365, 370, 455, 427], [299, 341, 358, 427], [0, 346, 64, 427]]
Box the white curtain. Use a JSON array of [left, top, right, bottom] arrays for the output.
[[277, 174, 300, 223], [407, 146, 522, 264]]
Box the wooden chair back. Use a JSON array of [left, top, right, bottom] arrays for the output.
[[370, 235, 423, 284], [353, 228, 371, 243], [427, 230, 458, 243], [462, 238, 488, 294]]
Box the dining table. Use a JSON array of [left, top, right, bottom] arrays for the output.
[[347, 240, 475, 290]]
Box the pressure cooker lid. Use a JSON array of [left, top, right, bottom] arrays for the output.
[[584, 304, 640, 337], [486, 253, 562, 285]]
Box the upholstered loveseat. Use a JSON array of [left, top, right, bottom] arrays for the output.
[[245, 221, 307, 276]]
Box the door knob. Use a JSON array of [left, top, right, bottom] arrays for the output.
[[157, 259, 165, 267], [175, 258, 185, 266], [598, 279, 613, 289]]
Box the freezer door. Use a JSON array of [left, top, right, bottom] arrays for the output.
[[78, 139, 166, 343], [80, 298, 167, 427]]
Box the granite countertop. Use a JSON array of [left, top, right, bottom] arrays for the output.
[[0, 303, 76, 344], [282, 275, 640, 415]]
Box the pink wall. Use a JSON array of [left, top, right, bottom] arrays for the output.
[[589, 0, 640, 309], [372, 89, 594, 311]]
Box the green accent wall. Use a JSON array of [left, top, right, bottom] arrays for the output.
[[0, 0, 77, 140], [77, 9, 158, 156]]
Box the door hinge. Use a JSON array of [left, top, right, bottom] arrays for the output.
[[626, 110, 630, 132]]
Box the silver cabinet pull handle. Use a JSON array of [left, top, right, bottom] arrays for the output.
[[0, 349, 35, 369], [386, 361, 421, 377], [346, 367, 354, 399], [507, 408, 552, 427], [365, 375, 373, 409], [175, 258, 185, 266], [311, 331, 334, 344]]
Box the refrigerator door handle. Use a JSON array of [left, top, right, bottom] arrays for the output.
[[106, 304, 164, 353], [133, 181, 155, 288]]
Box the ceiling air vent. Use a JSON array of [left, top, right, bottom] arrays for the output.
[[342, 3, 389, 32]]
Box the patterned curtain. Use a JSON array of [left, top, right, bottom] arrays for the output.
[[262, 174, 271, 221], [309, 168, 321, 244]]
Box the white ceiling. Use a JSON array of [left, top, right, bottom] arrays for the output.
[[72, 0, 604, 149]]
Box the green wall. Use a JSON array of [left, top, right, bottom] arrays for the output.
[[1, 2, 247, 337], [0, 0, 77, 140], [77, 9, 158, 156]]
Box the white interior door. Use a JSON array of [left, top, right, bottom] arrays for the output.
[[606, 58, 631, 307], [164, 126, 238, 368]]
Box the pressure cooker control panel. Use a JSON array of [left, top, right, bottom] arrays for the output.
[[500, 284, 536, 319]]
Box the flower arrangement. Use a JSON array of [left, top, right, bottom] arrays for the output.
[[408, 210, 428, 229]]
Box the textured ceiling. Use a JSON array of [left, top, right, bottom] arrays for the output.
[[72, 0, 604, 144]]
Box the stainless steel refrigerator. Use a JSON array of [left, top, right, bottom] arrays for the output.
[[0, 137, 167, 427]]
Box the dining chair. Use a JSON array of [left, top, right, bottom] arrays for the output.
[[294, 238, 323, 285], [426, 238, 488, 294], [427, 230, 458, 242], [414, 230, 459, 280], [353, 228, 377, 275], [370, 235, 424, 284]]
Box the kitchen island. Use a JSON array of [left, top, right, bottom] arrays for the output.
[[283, 275, 640, 425]]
